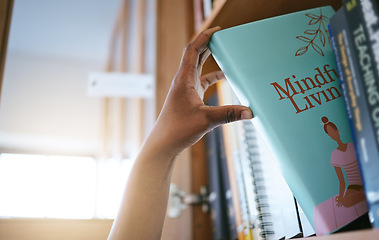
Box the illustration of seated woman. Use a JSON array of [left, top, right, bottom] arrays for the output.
[[321, 116, 366, 207], [313, 116, 367, 235]]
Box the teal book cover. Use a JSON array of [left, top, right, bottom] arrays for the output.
[[209, 6, 368, 235]]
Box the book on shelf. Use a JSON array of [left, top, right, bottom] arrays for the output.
[[209, 87, 247, 240], [209, 6, 369, 236], [296, 200, 317, 237], [205, 93, 238, 240], [237, 119, 305, 239], [217, 80, 313, 239], [328, 0, 379, 229]]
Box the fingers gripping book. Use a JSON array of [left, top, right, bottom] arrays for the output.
[[209, 6, 368, 235]]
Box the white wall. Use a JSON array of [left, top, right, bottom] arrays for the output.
[[0, 0, 155, 240], [0, 1, 156, 239], [0, 0, 156, 157], [0, 51, 103, 155], [0, 0, 122, 156], [7, 0, 121, 62]]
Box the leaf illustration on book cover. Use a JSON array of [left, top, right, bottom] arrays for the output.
[[306, 13, 322, 25], [295, 9, 331, 56]]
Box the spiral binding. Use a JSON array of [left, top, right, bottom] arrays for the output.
[[242, 120, 276, 240]]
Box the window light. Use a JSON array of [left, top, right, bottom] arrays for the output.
[[0, 153, 133, 219]]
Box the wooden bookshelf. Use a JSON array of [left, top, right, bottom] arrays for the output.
[[0, 0, 13, 102], [308, 228, 379, 240], [197, 0, 341, 32], [198, 0, 343, 75], [156, 0, 379, 239]]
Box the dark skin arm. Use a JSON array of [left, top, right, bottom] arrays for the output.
[[107, 27, 253, 240]]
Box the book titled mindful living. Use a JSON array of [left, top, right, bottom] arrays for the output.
[[209, 6, 368, 235]]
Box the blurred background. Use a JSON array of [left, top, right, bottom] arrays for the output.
[[0, 0, 156, 238]]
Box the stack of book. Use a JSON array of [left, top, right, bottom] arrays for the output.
[[329, 0, 379, 228], [214, 80, 315, 239], [205, 4, 377, 238]]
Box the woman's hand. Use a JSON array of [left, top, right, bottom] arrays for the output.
[[150, 26, 253, 158], [335, 195, 344, 207], [108, 27, 253, 240]]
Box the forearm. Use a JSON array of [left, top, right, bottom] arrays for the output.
[[106, 26, 252, 240], [107, 132, 178, 240]]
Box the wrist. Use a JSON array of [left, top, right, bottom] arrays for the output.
[[139, 128, 181, 163]]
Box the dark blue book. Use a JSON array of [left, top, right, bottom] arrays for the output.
[[205, 93, 237, 240], [329, 0, 379, 228]]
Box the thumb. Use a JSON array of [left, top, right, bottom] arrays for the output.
[[206, 105, 253, 127]]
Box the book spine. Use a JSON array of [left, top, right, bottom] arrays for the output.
[[345, 0, 379, 228], [205, 127, 231, 239], [328, 20, 354, 136], [332, 0, 379, 227], [217, 80, 257, 240], [358, 0, 379, 73], [354, 0, 379, 228], [218, 127, 239, 239], [205, 93, 236, 239]]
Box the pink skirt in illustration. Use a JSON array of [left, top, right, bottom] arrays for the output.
[[313, 195, 368, 235]]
